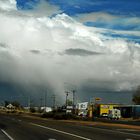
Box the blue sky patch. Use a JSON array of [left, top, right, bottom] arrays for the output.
[[102, 32, 140, 43], [16, 0, 140, 17], [47, 0, 140, 17], [84, 21, 140, 31], [16, 0, 40, 10], [16, 0, 140, 42], [15, 0, 140, 42]]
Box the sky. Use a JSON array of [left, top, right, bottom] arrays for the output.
[[0, 0, 140, 106]]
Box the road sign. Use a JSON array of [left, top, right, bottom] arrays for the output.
[[95, 97, 101, 101]]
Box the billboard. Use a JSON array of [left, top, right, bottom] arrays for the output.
[[77, 102, 88, 110]]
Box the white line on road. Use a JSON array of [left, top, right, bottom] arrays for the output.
[[1, 129, 14, 140], [30, 123, 91, 140]]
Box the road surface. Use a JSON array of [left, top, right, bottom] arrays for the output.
[[0, 113, 140, 140]]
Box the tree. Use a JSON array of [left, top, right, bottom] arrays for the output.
[[67, 99, 73, 106], [4, 101, 10, 107], [30, 107, 36, 113], [11, 101, 21, 108], [132, 86, 140, 105]]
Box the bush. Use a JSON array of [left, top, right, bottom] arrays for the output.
[[37, 108, 44, 113], [11, 110, 17, 113], [54, 113, 77, 120], [30, 107, 36, 113], [41, 112, 54, 118], [41, 111, 83, 120], [54, 113, 64, 120]]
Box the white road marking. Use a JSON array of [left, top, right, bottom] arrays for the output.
[[30, 123, 91, 140], [1, 129, 14, 140]]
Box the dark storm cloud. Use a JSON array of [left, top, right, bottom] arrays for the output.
[[30, 49, 41, 54], [0, 0, 140, 105], [0, 42, 8, 48], [64, 48, 102, 56]]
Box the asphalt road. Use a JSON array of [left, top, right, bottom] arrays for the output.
[[0, 113, 140, 140], [94, 118, 140, 126]]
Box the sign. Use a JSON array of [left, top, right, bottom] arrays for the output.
[[101, 105, 110, 109], [67, 106, 73, 109], [77, 102, 88, 110], [95, 97, 101, 101]]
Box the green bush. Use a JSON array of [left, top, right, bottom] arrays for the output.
[[54, 113, 77, 120], [41, 112, 54, 118], [11, 110, 17, 113], [37, 108, 44, 113], [54, 113, 64, 120], [30, 107, 36, 113], [41, 111, 81, 120]]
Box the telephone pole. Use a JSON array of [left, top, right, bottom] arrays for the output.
[[40, 98, 43, 108], [52, 94, 56, 109], [28, 96, 31, 109], [72, 90, 76, 114], [65, 91, 69, 111], [44, 90, 47, 112]]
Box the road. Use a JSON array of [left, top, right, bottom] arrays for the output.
[[0, 113, 140, 140], [94, 118, 140, 126]]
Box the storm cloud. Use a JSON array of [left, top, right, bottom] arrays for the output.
[[0, 0, 140, 105], [64, 48, 102, 56]]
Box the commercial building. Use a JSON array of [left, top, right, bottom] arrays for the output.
[[77, 102, 88, 116], [116, 105, 140, 118], [95, 104, 120, 117]]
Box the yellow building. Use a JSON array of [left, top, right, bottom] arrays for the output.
[[99, 104, 119, 116]]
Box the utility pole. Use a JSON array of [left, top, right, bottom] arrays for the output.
[[65, 91, 69, 112], [52, 94, 56, 109], [28, 96, 31, 109], [44, 90, 47, 112], [40, 98, 43, 108], [72, 90, 76, 114]]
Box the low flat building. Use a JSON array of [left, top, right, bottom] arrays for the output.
[[77, 102, 88, 116], [95, 104, 120, 117], [116, 105, 140, 118]]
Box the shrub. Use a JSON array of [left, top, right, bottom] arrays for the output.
[[41, 112, 54, 118], [30, 107, 36, 113], [54, 113, 64, 120]]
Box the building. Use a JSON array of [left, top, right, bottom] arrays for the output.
[[95, 104, 120, 117], [116, 105, 140, 118]]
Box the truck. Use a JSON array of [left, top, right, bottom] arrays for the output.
[[108, 109, 121, 120]]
